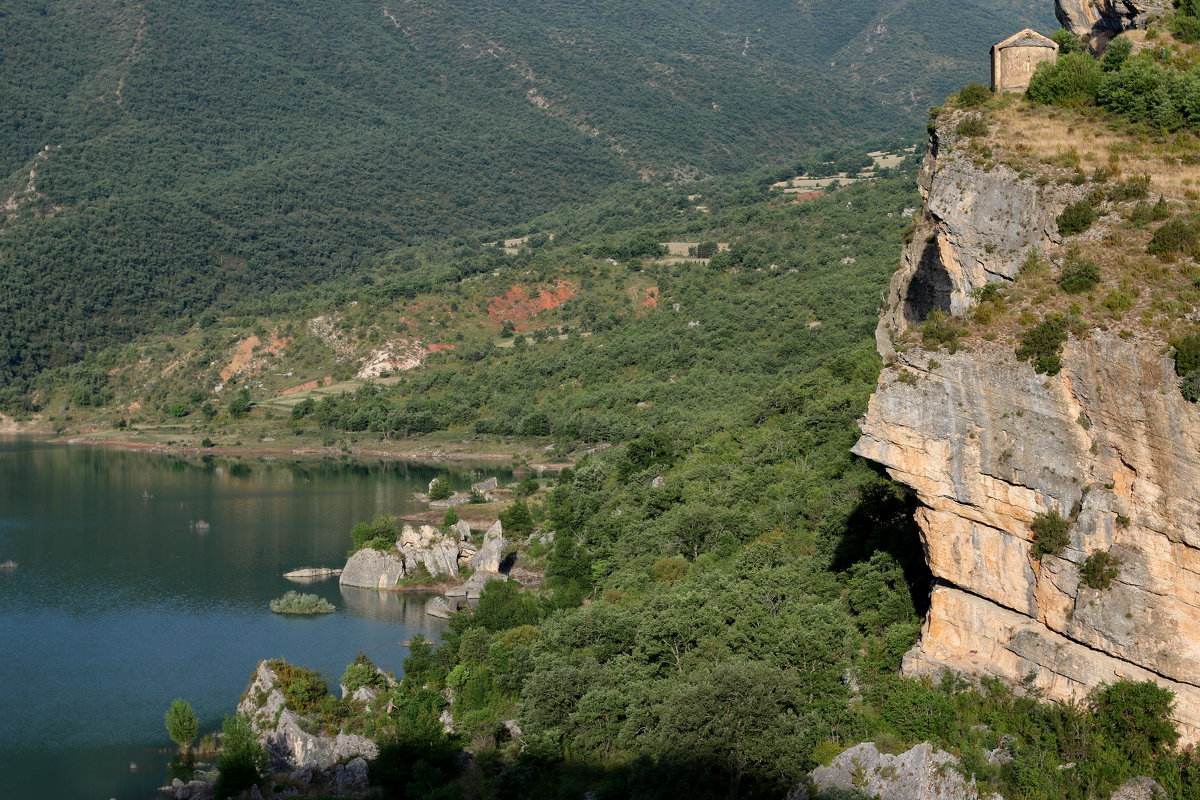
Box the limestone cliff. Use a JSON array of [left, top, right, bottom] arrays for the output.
[[856, 114, 1200, 742], [876, 118, 1077, 358], [1054, 0, 1171, 45]]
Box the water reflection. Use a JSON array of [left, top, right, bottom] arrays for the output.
[[0, 438, 509, 800]]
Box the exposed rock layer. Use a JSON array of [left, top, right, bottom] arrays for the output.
[[877, 118, 1077, 359], [856, 119, 1200, 742], [1054, 0, 1171, 43]]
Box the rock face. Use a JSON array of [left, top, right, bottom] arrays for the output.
[[238, 661, 378, 771], [339, 548, 406, 589], [877, 115, 1078, 359], [856, 119, 1200, 742], [470, 520, 506, 573], [1054, 0, 1170, 43], [796, 742, 992, 800], [341, 521, 504, 589]]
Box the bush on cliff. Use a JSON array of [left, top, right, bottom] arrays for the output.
[[1031, 510, 1071, 558], [1016, 314, 1069, 375], [1080, 550, 1122, 590], [1057, 200, 1096, 237], [1058, 248, 1101, 293], [1148, 217, 1200, 261]]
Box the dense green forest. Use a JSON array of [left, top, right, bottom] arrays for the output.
[[0, 0, 1055, 402], [129, 171, 1196, 800], [16, 60, 1190, 794]]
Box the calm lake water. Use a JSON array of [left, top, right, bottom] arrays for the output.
[[0, 437, 509, 800]]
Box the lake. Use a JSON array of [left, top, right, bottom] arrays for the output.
[[0, 437, 509, 800]]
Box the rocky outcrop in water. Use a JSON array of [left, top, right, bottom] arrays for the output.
[[339, 548, 406, 589], [855, 117, 1200, 742], [237, 661, 378, 771]]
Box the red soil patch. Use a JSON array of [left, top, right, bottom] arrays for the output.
[[487, 280, 575, 328], [641, 286, 659, 309], [428, 343, 456, 353], [281, 375, 334, 396]]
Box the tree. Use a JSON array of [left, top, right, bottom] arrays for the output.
[[164, 698, 199, 753], [428, 478, 452, 501], [228, 388, 252, 419], [499, 497, 535, 535], [213, 713, 268, 797]]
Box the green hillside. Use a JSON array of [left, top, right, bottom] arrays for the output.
[[0, 0, 1053, 404]]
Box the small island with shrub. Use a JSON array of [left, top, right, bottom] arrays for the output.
[[269, 591, 335, 615]]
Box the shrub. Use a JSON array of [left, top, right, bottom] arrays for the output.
[[1080, 549, 1122, 590], [921, 310, 965, 351], [1052, 28, 1085, 55], [1129, 196, 1170, 225], [957, 82, 993, 107], [1027, 52, 1101, 107], [228, 388, 252, 419], [164, 698, 199, 753], [955, 115, 988, 137], [1016, 314, 1070, 375], [1057, 199, 1096, 236], [1148, 217, 1200, 260], [342, 652, 389, 694], [1175, 14, 1200, 43], [1092, 680, 1180, 762], [269, 591, 335, 615], [1173, 333, 1200, 376], [1182, 371, 1200, 402], [443, 506, 459, 526], [1103, 280, 1137, 313], [1031, 510, 1071, 558], [1101, 35, 1133, 72], [499, 497, 535, 535], [428, 478, 452, 501], [213, 714, 268, 798], [1107, 174, 1149, 202], [1058, 249, 1101, 293]]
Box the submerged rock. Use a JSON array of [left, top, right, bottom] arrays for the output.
[[283, 566, 342, 580]]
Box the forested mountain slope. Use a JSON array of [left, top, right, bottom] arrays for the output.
[[0, 0, 1052, 403]]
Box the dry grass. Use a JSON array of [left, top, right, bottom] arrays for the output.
[[989, 102, 1200, 201]]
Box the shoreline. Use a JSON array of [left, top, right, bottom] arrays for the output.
[[36, 433, 574, 471]]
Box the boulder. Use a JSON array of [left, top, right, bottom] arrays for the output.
[[339, 548, 405, 589], [462, 570, 507, 599], [399, 524, 423, 548], [237, 661, 378, 772], [797, 742, 993, 800], [470, 520, 505, 573], [425, 595, 453, 618], [472, 476, 499, 493], [1110, 777, 1167, 800], [331, 757, 369, 795], [452, 519, 472, 541]]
